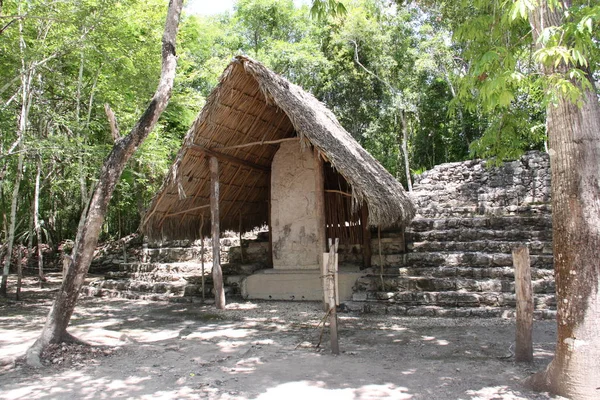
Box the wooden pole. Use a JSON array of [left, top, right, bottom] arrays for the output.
[[361, 204, 372, 269], [513, 245, 533, 362], [210, 156, 226, 309], [267, 171, 273, 268], [200, 215, 205, 302], [327, 238, 339, 355], [239, 212, 244, 264], [378, 225, 384, 290]]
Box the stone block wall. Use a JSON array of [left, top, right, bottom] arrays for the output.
[[412, 151, 551, 216]]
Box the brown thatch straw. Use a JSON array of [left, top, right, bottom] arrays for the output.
[[142, 56, 415, 240]]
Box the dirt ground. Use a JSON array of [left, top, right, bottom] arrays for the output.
[[0, 274, 564, 400]]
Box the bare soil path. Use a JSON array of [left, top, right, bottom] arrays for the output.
[[0, 274, 563, 399]]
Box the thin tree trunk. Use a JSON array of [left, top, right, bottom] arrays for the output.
[[1, 2, 33, 297], [1, 72, 31, 296], [524, 2, 600, 398], [399, 111, 412, 192], [25, 0, 184, 367], [34, 157, 45, 284], [15, 246, 23, 301], [26, 200, 34, 274]]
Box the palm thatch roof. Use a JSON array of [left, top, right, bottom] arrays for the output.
[[142, 56, 415, 240]]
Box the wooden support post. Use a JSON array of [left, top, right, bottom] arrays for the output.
[[200, 215, 205, 302], [513, 245, 533, 362], [361, 204, 372, 269], [326, 238, 339, 355], [210, 156, 226, 309], [267, 171, 273, 268], [378, 225, 384, 290], [239, 212, 244, 264]]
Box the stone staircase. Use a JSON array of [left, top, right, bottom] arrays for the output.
[[83, 236, 268, 303], [350, 151, 556, 318]]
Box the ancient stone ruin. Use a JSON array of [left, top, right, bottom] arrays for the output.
[[351, 150, 554, 318], [84, 151, 555, 318]]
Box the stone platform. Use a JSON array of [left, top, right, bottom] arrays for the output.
[[241, 266, 363, 302]]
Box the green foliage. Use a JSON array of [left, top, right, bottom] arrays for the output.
[[3, 0, 568, 248]]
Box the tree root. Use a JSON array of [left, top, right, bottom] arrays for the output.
[[523, 362, 556, 396], [62, 331, 90, 346], [25, 339, 44, 368], [25, 330, 89, 367]]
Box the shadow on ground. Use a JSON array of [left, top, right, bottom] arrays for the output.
[[0, 274, 562, 400]]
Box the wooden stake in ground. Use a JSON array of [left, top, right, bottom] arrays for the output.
[[210, 156, 226, 309], [239, 212, 244, 264], [378, 225, 384, 290], [200, 215, 205, 302], [513, 245, 533, 363], [326, 238, 339, 355], [361, 204, 372, 269]]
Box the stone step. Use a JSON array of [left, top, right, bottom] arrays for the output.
[[80, 287, 225, 303], [406, 251, 553, 268], [342, 301, 556, 320], [88, 278, 188, 294], [395, 266, 553, 280], [371, 251, 553, 269], [354, 275, 554, 294], [353, 290, 556, 309], [411, 204, 551, 218], [85, 273, 245, 297], [105, 270, 189, 282], [409, 228, 552, 243], [117, 262, 264, 276], [408, 215, 552, 233], [408, 240, 552, 255], [143, 247, 205, 263]]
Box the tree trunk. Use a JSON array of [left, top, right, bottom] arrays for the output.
[[1, 1, 33, 297], [525, 2, 600, 398], [25, 0, 184, 367], [399, 111, 412, 192], [0, 76, 31, 297], [34, 157, 45, 283]]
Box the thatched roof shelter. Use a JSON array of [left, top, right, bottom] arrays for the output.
[[142, 56, 415, 240]]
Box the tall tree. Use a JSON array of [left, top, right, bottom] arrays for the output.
[[25, 0, 184, 367], [523, 1, 600, 397], [413, 0, 600, 397]]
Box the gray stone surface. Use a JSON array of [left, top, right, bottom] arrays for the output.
[[351, 151, 555, 316]]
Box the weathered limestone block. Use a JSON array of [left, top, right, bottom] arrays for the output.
[[270, 141, 320, 270]]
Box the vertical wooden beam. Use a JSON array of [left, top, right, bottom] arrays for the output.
[[239, 212, 244, 264], [361, 204, 372, 269], [210, 156, 226, 309], [326, 238, 340, 355], [200, 215, 205, 302], [378, 225, 384, 290], [267, 171, 273, 268], [513, 245, 533, 362]]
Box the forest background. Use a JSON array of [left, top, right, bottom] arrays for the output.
[[0, 0, 552, 263]]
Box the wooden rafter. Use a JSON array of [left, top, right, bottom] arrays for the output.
[[217, 137, 298, 151], [188, 144, 270, 172]]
